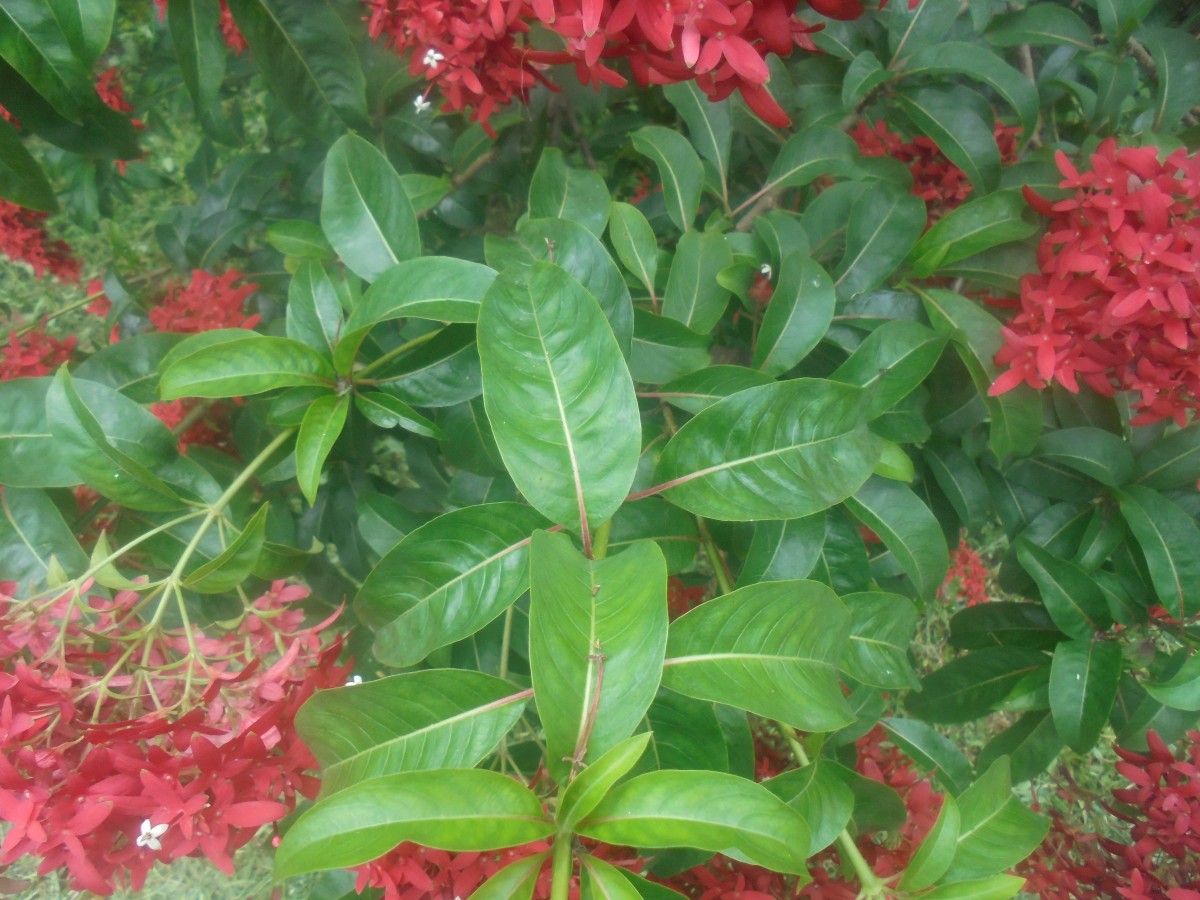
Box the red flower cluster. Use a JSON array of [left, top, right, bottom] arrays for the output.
[[0, 326, 75, 381], [939, 535, 989, 607], [0, 200, 80, 281], [851, 119, 1021, 222], [365, 1, 913, 132], [989, 140, 1200, 426], [148, 399, 233, 456], [667, 575, 707, 619], [352, 840, 554, 900], [147, 268, 259, 334], [0, 577, 347, 895], [660, 853, 796, 899]]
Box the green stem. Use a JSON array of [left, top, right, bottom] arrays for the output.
[[356, 328, 444, 379], [591, 518, 612, 561], [549, 833, 573, 900], [698, 519, 734, 595], [499, 605, 514, 682]]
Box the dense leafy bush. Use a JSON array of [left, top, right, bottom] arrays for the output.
[[1, 0, 1199, 897]]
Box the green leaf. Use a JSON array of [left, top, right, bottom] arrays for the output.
[[752, 253, 835, 377], [918, 875, 1027, 900], [0, 113, 55, 210], [986, 5, 1093, 49], [1135, 422, 1200, 489], [0, 487, 87, 594], [739, 515, 824, 586], [1034, 427, 1133, 487], [160, 334, 335, 399], [841, 591, 920, 690], [1142, 651, 1200, 712], [1016, 540, 1111, 640], [581, 855, 642, 900], [905, 43, 1039, 141], [609, 869, 686, 900], [763, 126, 859, 194], [924, 445, 991, 529], [831, 319, 946, 419], [629, 309, 710, 384], [899, 793, 960, 891], [0, 0, 95, 120], [355, 392, 443, 439], [321, 134, 420, 283], [895, 85, 999, 196], [265, 219, 336, 261], [400, 172, 450, 213], [287, 260, 343, 358], [662, 229, 733, 335], [274, 770, 552, 880], [225, 0, 366, 141], [0, 377, 75, 486], [1050, 638, 1122, 753], [608, 498, 698, 575], [183, 504, 268, 593], [1118, 485, 1200, 619], [834, 180, 927, 300], [949, 602, 1065, 652], [297, 670, 530, 797], [578, 770, 811, 877], [907, 647, 1050, 723], [478, 262, 640, 533], [919, 287, 1042, 462], [664, 81, 731, 199], [657, 366, 774, 417], [558, 733, 652, 834], [529, 147, 610, 237], [168, 0, 225, 123], [1137, 26, 1200, 131], [468, 854, 548, 900], [842, 50, 891, 108], [880, 718, 974, 795], [662, 580, 853, 732], [832, 762, 907, 834], [654, 379, 881, 521], [530, 532, 667, 782], [761, 757, 854, 853], [74, 332, 184, 404], [373, 323, 482, 408], [356, 503, 548, 668], [1096, 0, 1154, 41], [631, 126, 703, 232], [976, 711, 1064, 784], [845, 476, 948, 600], [295, 393, 348, 505], [638, 691, 729, 773], [47, 370, 185, 511], [943, 758, 1049, 882], [608, 201, 659, 297], [46, 0, 114, 67], [908, 191, 1038, 278]]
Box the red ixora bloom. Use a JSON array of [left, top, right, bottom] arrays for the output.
[[147, 269, 260, 334], [939, 535, 989, 607], [0, 325, 76, 381], [990, 140, 1200, 427], [0, 200, 80, 282]]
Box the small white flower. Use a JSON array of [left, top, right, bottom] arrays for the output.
[[136, 819, 168, 851], [346, 674, 363, 686], [759, 263, 772, 279], [422, 48, 445, 69], [413, 94, 432, 114]]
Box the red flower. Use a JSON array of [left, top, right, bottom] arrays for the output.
[[0, 200, 80, 281], [0, 326, 75, 380], [939, 535, 989, 607], [148, 269, 259, 334]]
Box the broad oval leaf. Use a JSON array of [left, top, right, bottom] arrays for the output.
[[577, 770, 811, 877], [752, 253, 834, 377], [478, 262, 640, 534], [841, 591, 920, 690], [830, 319, 946, 420], [1134, 422, 1200, 489], [844, 476, 948, 600], [662, 580, 854, 732], [1050, 638, 1122, 753], [834, 180, 927, 301], [986, 5, 1093, 50], [356, 503, 549, 668], [908, 191, 1038, 278], [528, 147, 610, 237], [654, 379, 881, 522], [274, 769, 552, 880], [662, 229, 733, 335], [349, 257, 498, 329], [159, 334, 335, 399], [631, 126, 702, 232], [0, 377, 76, 486], [297, 670, 530, 797], [664, 81, 731, 198]]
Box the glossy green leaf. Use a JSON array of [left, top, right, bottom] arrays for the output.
[[841, 591, 920, 690], [845, 476, 948, 600], [578, 770, 811, 877], [831, 319, 946, 419], [905, 44, 1039, 141], [287, 260, 343, 358], [0, 0, 95, 120], [608, 201, 659, 297], [226, 0, 366, 142], [609, 869, 685, 900], [976, 710, 1064, 784], [834, 180, 926, 300], [664, 81, 731, 199], [295, 393, 348, 505], [559, 733, 652, 835], [0, 487, 87, 594], [1144, 652, 1200, 712], [1034, 427, 1134, 487], [662, 580, 853, 732], [321, 134, 419, 282], [629, 309, 710, 384], [581, 854, 642, 900], [631, 126, 702, 232], [1134, 422, 1200, 489], [662, 229, 733, 335], [608, 498, 697, 575], [654, 379, 881, 521], [478, 262, 640, 533], [763, 126, 859, 194], [917, 875, 1026, 900], [909, 191, 1038, 278], [0, 377, 76, 486], [1118, 485, 1200, 619], [896, 85, 999, 195], [949, 602, 1065, 652], [832, 761, 907, 834], [438, 397, 505, 475], [1096, 0, 1154, 40], [924, 445, 991, 529], [899, 793, 960, 891], [266, 220, 336, 261], [356, 503, 548, 668], [298, 670, 530, 797], [752, 253, 834, 376], [355, 392, 443, 439], [529, 147, 610, 237], [761, 757, 854, 853], [160, 334, 335, 399], [1050, 639, 1122, 753], [919, 287, 1042, 462], [880, 718, 974, 795], [738, 515, 825, 586], [183, 504, 268, 593], [373, 324, 482, 408], [986, 5, 1092, 49], [1137, 26, 1200, 131], [274, 770, 552, 879], [657, 366, 773, 417], [943, 758, 1049, 882], [1016, 540, 1111, 640], [530, 532, 667, 782], [907, 647, 1050, 723], [46, 0, 114, 67], [637, 691, 729, 774], [73, 332, 183, 404], [168, 0, 225, 123], [469, 854, 548, 900], [0, 113, 55, 210]]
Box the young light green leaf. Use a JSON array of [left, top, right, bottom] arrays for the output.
[[355, 392, 444, 439], [274, 770, 553, 880], [844, 476, 949, 600], [608, 201, 659, 297], [663, 580, 853, 732], [942, 758, 1049, 882], [752, 253, 835, 377], [295, 393, 348, 505], [159, 334, 335, 399], [529, 147, 610, 237], [530, 532, 667, 783], [468, 854, 548, 900], [1050, 639, 1122, 753], [581, 854, 642, 900], [662, 229, 733, 335], [899, 793, 960, 891], [183, 504, 268, 593], [917, 874, 1027, 900], [558, 733, 652, 834], [631, 126, 703, 232]]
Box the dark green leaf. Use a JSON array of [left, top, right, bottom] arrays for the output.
[[295, 393, 348, 504], [608, 498, 697, 575], [0, 377, 76, 486], [1118, 485, 1200, 619], [0, 0, 95, 120], [168, 0, 225, 123], [904, 44, 1039, 141], [843, 50, 890, 108], [664, 81, 731, 199], [763, 126, 859, 194], [529, 147, 610, 237], [831, 319, 946, 419], [608, 201, 659, 297], [986, 6, 1093, 49], [662, 229, 733, 335], [943, 758, 1049, 882], [0, 487, 87, 593], [1050, 639, 1122, 753], [834, 181, 927, 300], [46, 0, 114, 67], [74, 332, 184, 403], [907, 647, 1049, 723], [832, 762, 907, 834], [924, 445, 991, 529], [374, 324, 482, 408], [880, 718, 974, 795], [265, 219, 335, 261], [1144, 651, 1200, 712], [841, 591, 920, 690], [1017, 540, 1111, 640], [752, 253, 834, 377], [976, 710, 1063, 784], [949, 602, 1065, 652], [895, 85, 999, 196], [1138, 26, 1200, 131], [631, 126, 703, 232], [1034, 427, 1133, 487], [0, 113, 55, 210], [629, 309, 710, 384], [1135, 422, 1200, 489], [287, 260, 344, 358], [637, 691, 729, 774], [908, 191, 1038, 278], [845, 476, 948, 600], [160, 334, 335, 399], [657, 366, 773, 416]]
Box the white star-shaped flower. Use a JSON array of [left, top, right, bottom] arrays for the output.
[[345, 674, 364, 686], [422, 48, 445, 70], [413, 95, 432, 114], [759, 263, 772, 279], [136, 819, 168, 851]]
